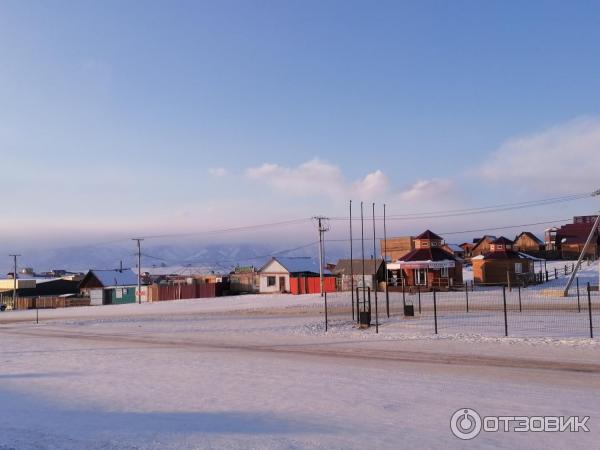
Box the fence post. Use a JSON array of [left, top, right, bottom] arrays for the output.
[[507, 270, 511, 292], [545, 270, 549, 282], [356, 287, 360, 324], [385, 282, 390, 318], [433, 288, 438, 335], [417, 285, 422, 314], [465, 282, 469, 313], [351, 278, 355, 322], [587, 283, 593, 339], [374, 285, 379, 334], [324, 292, 328, 332], [518, 284, 522, 313], [502, 285, 508, 337], [576, 277, 581, 313], [555, 268, 558, 279], [402, 282, 406, 309]]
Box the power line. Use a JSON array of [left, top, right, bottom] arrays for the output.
[[323, 218, 572, 243], [329, 192, 594, 221]]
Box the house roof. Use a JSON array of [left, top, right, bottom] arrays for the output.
[[477, 250, 532, 260], [472, 235, 497, 250], [400, 247, 458, 263], [83, 269, 139, 287], [332, 259, 384, 276], [555, 223, 598, 245], [493, 236, 514, 245], [260, 257, 325, 274], [514, 232, 544, 245], [415, 229, 443, 240], [445, 244, 464, 253]]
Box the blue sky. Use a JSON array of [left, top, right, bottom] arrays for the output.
[[1, 0, 600, 252]]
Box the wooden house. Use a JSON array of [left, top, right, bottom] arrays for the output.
[[459, 242, 475, 259], [513, 232, 544, 255], [555, 223, 599, 259], [472, 237, 535, 285], [470, 235, 497, 257], [386, 230, 463, 289]]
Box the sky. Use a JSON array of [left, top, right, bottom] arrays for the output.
[[1, 0, 600, 259]]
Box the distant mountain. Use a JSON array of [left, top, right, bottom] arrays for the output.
[[0, 241, 347, 275]]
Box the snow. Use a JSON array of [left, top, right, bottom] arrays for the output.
[[0, 265, 599, 449]]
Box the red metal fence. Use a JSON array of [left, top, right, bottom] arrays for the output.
[[290, 276, 336, 295]]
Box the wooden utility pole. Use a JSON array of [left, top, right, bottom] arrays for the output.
[[132, 238, 144, 304], [9, 254, 20, 309]]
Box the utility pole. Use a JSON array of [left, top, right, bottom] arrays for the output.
[[9, 254, 20, 310], [313, 217, 329, 296], [132, 238, 144, 304]]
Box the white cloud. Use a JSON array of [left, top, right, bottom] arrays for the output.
[[399, 179, 455, 202], [208, 167, 228, 177], [245, 158, 452, 205], [480, 117, 600, 192]]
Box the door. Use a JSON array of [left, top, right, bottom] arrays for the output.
[[279, 277, 286, 293]]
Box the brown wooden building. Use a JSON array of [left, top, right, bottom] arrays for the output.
[[387, 230, 463, 289], [380, 236, 414, 262], [513, 231, 544, 255], [472, 237, 535, 285], [554, 222, 599, 259], [470, 235, 497, 257]]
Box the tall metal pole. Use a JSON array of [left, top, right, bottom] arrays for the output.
[[9, 254, 20, 309], [360, 202, 366, 313], [372, 203, 378, 333], [383, 203, 390, 318], [132, 239, 143, 304], [349, 200, 355, 321]]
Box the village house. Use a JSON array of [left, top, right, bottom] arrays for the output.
[[472, 237, 536, 285], [386, 230, 463, 289], [513, 231, 545, 255], [470, 235, 497, 258], [258, 257, 332, 294], [332, 259, 386, 291], [79, 269, 142, 305], [553, 216, 600, 259], [459, 242, 475, 259]]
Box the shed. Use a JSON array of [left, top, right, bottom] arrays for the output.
[[79, 269, 140, 305]]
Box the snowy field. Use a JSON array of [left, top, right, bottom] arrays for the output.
[[0, 267, 599, 449]]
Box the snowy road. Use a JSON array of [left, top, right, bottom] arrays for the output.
[[0, 297, 599, 449]]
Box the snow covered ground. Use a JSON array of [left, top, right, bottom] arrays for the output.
[[0, 267, 599, 449]]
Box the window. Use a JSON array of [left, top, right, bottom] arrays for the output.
[[421, 241, 429, 248], [514, 263, 523, 274], [414, 268, 427, 285], [267, 276, 276, 287], [440, 266, 449, 277], [431, 241, 438, 247]]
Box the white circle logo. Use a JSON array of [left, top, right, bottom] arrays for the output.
[[450, 408, 482, 440]]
